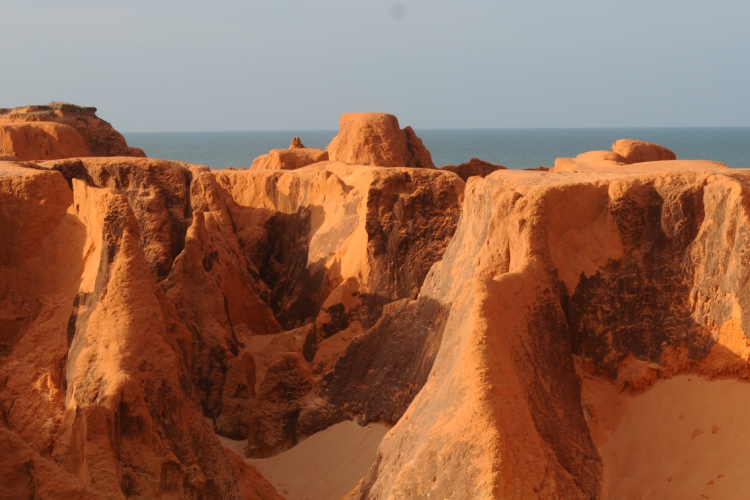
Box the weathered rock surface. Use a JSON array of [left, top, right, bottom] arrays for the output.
[[6, 111, 750, 499], [214, 161, 464, 455], [0, 103, 145, 159], [0, 122, 92, 161], [440, 157, 506, 181], [0, 119, 464, 492], [326, 113, 436, 169], [554, 139, 678, 171], [0, 160, 280, 499], [612, 138, 676, 164], [251, 147, 329, 171], [353, 159, 750, 499]]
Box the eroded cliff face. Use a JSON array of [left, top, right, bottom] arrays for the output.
[[4, 110, 750, 500], [0, 162, 282, 499], [0, 140, 464, 496], [354, 158, 750, 499]]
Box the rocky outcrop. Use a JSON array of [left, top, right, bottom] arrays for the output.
[[0, 135, 464, 492], [7, 109, 750, 499], [214, 161, 464, 455], [251, 147, 329, 170], [352, 159, 750, 499], [326, 113, 436, 169], [612, 138, 676, 164], [440, 157, 506, 181], [0, 103, 145, 159], [0, 160, 280, 499], [0, 428, 105, 500], [554, 139, 678, 171], [289, 137, 305, 149]]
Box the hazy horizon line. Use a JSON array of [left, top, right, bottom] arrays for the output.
[[122, 125, 750, 134]]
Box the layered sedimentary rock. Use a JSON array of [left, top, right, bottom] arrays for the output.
[[326, 113, 436, 169], [440, 157, 506, 181], [0, 103, 145, 159]]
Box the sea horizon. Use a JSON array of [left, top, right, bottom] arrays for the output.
[[123, 126, 750, 171]]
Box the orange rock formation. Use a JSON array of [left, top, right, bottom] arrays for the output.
[[3, 109, 750, 500], [326, 112, 436, 169], [250, 146, 329, 170], [0, 103, 145, 160], [440, 157, 506, 181], [554, 138, 678, 171]]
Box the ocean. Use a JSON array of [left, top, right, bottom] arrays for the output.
[[123, 128, 750, 171]]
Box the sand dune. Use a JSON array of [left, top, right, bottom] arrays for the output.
[[600, 376, 750, 500], [219, 420, 390, 500]]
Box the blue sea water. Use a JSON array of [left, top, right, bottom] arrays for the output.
[[123, 128, 750, 171]]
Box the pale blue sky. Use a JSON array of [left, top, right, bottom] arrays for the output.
[[1, 1, 748, 131]]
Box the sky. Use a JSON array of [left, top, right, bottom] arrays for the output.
[[1, 1, 749, 131]]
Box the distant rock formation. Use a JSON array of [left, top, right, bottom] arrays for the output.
[[612, 138, 677, 163], [554, 139, 679, 171], [441, 157, 506, 181], [251, 146, 328, 170], [326, 112, 436, 169], [289, 136, 305, 149], [0, 103, 145, 160]]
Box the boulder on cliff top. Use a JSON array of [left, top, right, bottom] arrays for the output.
[[553, 138, 679, 171], [0, 102, 145, 159], [289, 137, 305, 149], [440, 157, 506, 181], [326, 112, 435, 169], [251, 147, 329, 170], [613, 138, 677, 164]]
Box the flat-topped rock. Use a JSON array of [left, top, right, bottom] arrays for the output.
[[0, 102, 145, 159], [326, 112, 435, 169], [251, 147, 328, 170]]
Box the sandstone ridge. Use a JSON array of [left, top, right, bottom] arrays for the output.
[[0, 102, 145, 160]]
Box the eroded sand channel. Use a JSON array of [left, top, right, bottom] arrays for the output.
[[220, 420, 390, 500], [599, 376, 750, 499]]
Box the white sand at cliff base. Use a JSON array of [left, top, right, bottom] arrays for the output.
[[600, 376, 750, 500], [219, 420, 389, 500]]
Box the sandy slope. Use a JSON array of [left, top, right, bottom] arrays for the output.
[[219, 421, 390, 500], [600, 376, 750, 500]]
